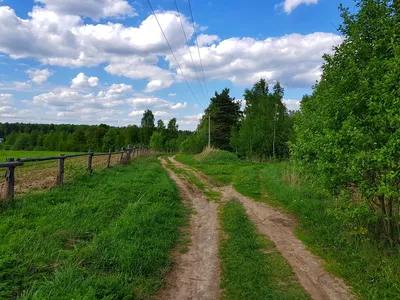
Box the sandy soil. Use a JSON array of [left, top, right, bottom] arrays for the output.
[[156, 157, 221, 300], [168, 156, 356, 300]]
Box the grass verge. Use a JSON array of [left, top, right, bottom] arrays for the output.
[[175, 152, 400, 299], [0, 156, 188, 299], [219, 199, 309, 300]]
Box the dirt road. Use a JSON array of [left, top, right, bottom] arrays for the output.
[[166, 156, 355, 300], [156, 158, 220, 300]]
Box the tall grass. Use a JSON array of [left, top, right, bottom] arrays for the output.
[[0, 156, 188, 299], [219, 199, 309, 300]]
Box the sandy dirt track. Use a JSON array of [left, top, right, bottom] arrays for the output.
[[156, 158, 220, 300], [167, 156, 355, 300]]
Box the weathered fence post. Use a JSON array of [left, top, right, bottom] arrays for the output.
[[5, 158, 15, 199], [56, 154, 65, 185], [87, 150, 94, 174], [120, 147, 124, 162], [107, 148, 111, 168], [127, 144, 131, 161]]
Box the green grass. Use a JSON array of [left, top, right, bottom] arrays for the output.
[[175, 151, 400, 299], [219, 199, 309, 300], [0, 156, 188, 299], [0, 150, 81, 162], [204, 190, 221, 202], [169, 166, 205, 191], [196, 149, 242, 165]]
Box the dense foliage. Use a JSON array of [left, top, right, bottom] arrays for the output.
[[231, 80, 293, 160], [0, 112, 190, 153], [292, 0, 400, 241], [149, 118, 183, 151], [180, 88, 242, 153], [180, 85, 293, 156]]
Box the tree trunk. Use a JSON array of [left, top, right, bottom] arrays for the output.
[[378, 196, 389, 237], [387, 198, 393, 241]]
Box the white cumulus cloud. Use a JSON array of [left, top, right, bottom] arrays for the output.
[[281, 0, 319, 14], [34, 0, 136, 21], [171, 32, 338, 88], [71, 72, 99, 88], [0, 93, 13, 104], [283, 99, 301, 110], [0, 2, 338, 97], [27, 69, 52, 84]]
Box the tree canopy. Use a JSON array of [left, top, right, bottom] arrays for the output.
[[231, 80, 293, 160], [291, 0, 400, 240]]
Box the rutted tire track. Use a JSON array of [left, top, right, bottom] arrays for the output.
[[169, 156, 356, 300], [157, 157, 220, 300]]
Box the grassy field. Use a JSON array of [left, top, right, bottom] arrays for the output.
[[0, 156, 188, 299], [0, 150, 123, 198], [176, 152, 400, 299], [219, 199, 309, 300], [0, 150, 81, 162]]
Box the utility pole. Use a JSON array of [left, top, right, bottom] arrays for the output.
[[273, 103, 278, 159], [208, 113, 211, 148]]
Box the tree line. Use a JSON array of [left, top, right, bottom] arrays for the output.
[[0, 112, 191, 153]]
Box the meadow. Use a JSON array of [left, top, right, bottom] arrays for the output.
[[176, 151, 400, 299], [0, 156, 188, 299], [0, 150, 81, 162], [0, 150, 122, 198]]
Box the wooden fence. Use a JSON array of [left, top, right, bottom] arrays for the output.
[[0, 145, 150, 199]]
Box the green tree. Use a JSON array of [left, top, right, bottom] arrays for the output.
[[102, 128, 118, 152], [150, 131, 164, 151], [157, 120, 165, 131], [140, 110, 155, 145], [125, 125, 140, 145], [166, 118, 178, 141], [208, 88, 242, 150], [11, 133, 31, 150], [234, 79, 290, 160], [292, 0, 400, 240]]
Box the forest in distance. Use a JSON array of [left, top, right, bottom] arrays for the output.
[[0, 115, 191, 153]]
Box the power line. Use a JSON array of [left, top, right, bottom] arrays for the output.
[[174, 0, 207, 104], [187, 0, 212, 147], [145, 0, 204, 109], [188, 0, 209, 98]]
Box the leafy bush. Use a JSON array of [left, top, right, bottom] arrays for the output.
[[291, 0, 400, 241]]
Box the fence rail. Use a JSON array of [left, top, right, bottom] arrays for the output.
[[1, 145, 150, 199]]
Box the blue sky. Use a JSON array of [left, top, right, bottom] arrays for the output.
[[0, 0, 354, 129]]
